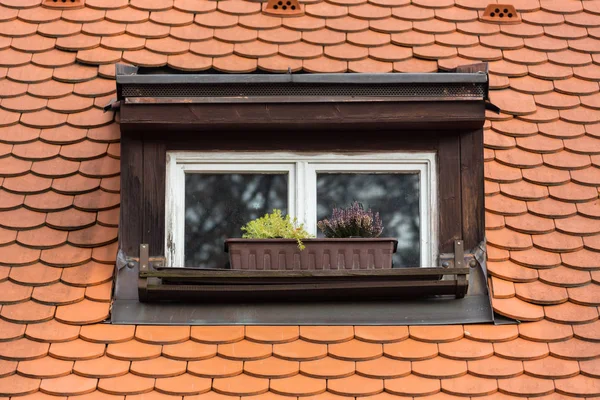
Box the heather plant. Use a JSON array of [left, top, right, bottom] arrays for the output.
[[317, 201, 384, 238], [241, 209, 312, 250]]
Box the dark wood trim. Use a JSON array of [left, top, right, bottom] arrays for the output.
[[142, 139, 166, 256], [120, 101, 485, 133], [460, 129, 485, 250], [120, 131, 143, 257], [438, 135, 462, 254]]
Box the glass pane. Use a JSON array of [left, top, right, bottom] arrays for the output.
[[185, 173, 288, 268], [317, 173, 420, 267]]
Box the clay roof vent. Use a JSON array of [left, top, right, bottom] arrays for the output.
[[43, 0, 84, 9], [264, 0, 304, 17], [480, 4, 520, 24]]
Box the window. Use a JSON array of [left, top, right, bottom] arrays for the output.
[[113, 67, 492, 325], [166, 152, 437, 269]]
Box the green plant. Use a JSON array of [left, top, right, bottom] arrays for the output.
[[241, 209, 313, 250]]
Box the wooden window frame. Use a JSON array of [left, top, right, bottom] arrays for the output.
[[165, 151, 437, 269]]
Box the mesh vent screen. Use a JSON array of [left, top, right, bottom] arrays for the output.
[[122, 82, 486, 99]]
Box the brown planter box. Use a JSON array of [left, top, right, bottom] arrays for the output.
[[224, 238, 398, 270]]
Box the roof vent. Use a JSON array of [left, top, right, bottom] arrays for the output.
[[480, 4, 520, 24], [263, 0, 304, 17], [43, 0, 84, 9]]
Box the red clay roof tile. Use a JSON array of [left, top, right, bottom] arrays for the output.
[[162, 340, 217, 360], [213, 374, 269, 396], [187, 357, 241, 377], [17, 357, 74, 379], [74, 356, 131, 378]]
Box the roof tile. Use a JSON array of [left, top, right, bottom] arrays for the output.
[[25, 318, 80, 342], [382, 338, 440, 361], [188, 357, 241, 378], [74, 356, 132, 378], [162, 340, 217, 360], [17, 357, 73, 379], [98, 374, 154, 395], [155, 374, 211, 396], [54, 299, 109, 324], [213, 374, 269, 396]]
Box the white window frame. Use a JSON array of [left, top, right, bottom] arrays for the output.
[[166, 151, 438, 269]]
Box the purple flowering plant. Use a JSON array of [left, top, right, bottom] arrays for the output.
[[317, 201, 384, 238]]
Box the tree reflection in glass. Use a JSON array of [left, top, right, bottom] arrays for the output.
[[317, 173, 420, 267], [184, 173, 288, 268]]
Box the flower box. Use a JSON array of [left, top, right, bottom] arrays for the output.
[[224, 238, 398, 270]]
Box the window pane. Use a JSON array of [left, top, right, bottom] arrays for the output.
[[185, 173, 288, 268], [316, 173, 420, 267]]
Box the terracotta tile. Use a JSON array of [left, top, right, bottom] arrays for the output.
[[190, 39, 234, 57], [25, 319, 80, 343], [554, 374, 600, 397], [49, 338, 105, 361], [74, 189, 120, 211], [539, 265, 592, 287], [555, 214, 600, 236], [574, 64, 600, 81], [62, 7, 106, 23], [509, 247, 561, 269], [490, 275, 516, 298], [155, 374, 211, 396], [468, 355, 523, 379], [273, 339, 326, 360], [132, 326, 190, 345], [493, 296, 545, 321], [515, 279, 569, 304], [0, 279, 32, 303], [383, 338, 437, 361], [0, 337, 49, 360], [562, 248, 600, 270], [1, 298, 56, 323], [327, 374, 383, 396], [549, 337, 600, 360], [298, 326, 353, 343], [239, 13, 282, 30], [187, 357, 241, 378], [0, 318, 25, 341], [486, 227, 533, 251], [92, 242, 119, 264], [574, 319, 600, 341], [0, 358, 16, 377], [106, 339, 161, 361], [80, 156, 120, 178], [41, 244, 94, 266], [393, 4, 434, 20], [98, 374, 154, 395], [565, 135, 600, 154], [545, 301, 599, 324], [56, 34, 102, 52], [485, 160, 522, 183], [218, 340, 271, 361], [549, 181, 598, 203], [244, 356, 299, 378], [77, 47, 123, 65], [166, 52, 210, 71], [105, 7, 149, 23], [435, 32, 479, 48], [270, 374, 326, 396], [17, 226, 68, 249], [3, 173, 53, 194], [349, 57, 392, 72], [46, 208, 96, 230], [162, 340, 217, 361], [100, 34, 145, 51], [9, 263, 61, 286], [303, 56, 347, 73], [19, 357, 73, 379], [523, 355, 579, 380], [305, 2, 348, 18], [74, 356, 131, 378], [0, 19, 37, 37], [170, 24, 213, 42], [328, 339, 382, 361], [573, 165, 600, 185], [393, 57, 437, 72], [68, 224, 118, 247], [354, 326, 408, 343], [11, 35, 56, 53], [0, 48, 32, 69], [212, 374, 269, 396], [85, 281, 113, 302], [413, 357, 467, 379], [150, 9, 194, 26], [408, 326, 463, 343], [34, 281, 87, 306], [385, 374, 440, 396], [55, 299, 109, 325], [580, 358, 600, 378], [0, 374, 40, 396], [41, 125, 88, 144], [0, 243, 40, 265], [0, 189, 23, 210]]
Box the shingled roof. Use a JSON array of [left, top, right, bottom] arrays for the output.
[[0, 0, 599, 398]]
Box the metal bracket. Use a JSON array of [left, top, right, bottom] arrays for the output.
[[140, 244, 149, 272]]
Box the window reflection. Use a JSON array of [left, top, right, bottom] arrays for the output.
[[317, 173, 420, 267], [184, 173, 288, 268]]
